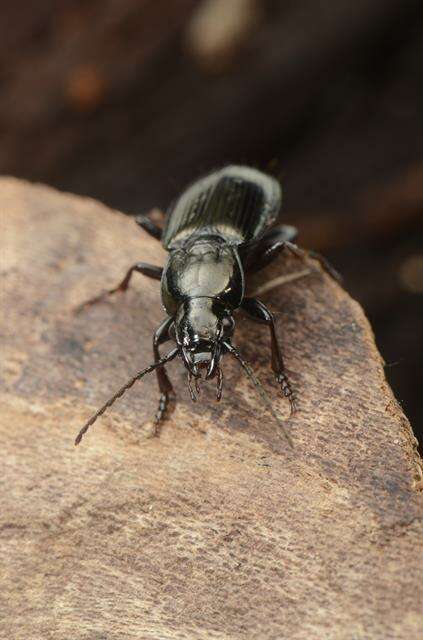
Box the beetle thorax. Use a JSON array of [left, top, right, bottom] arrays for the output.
[[161, 238, 244, 315], [175, 296, 234, 378]]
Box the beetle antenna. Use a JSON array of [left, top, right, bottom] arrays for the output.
[[75, 347, 179, 445], [223, 342, 293, 449], [216, 366, 223, 401]]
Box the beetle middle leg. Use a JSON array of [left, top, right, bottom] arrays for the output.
[[240, 297, 296, 414], [76, 262, 163, 312], [135, 210, 164, 241], [241, 225, 298, 274], [152, 316, 175, 430]]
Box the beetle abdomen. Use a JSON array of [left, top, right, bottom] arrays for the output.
[[162, 165, 281, 249]]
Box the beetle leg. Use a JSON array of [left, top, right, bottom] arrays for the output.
[[240, 225, 298, 274], [194, 377, 201, 396], [283, 241, 341, 282], [135, 210, 165, 241], [187, 372, 199, 402], [240, 297, 296, 415], [241, 227, 340, 283], [76, 262, 163, 313], [153, 317, 176, 429], [216, 367, 223, 401]]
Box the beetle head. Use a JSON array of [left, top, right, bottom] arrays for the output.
[[175, 298, 234, 381]]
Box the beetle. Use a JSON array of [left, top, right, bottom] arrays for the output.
[[75, 165, 339, 446]]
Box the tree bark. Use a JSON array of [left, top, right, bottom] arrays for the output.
[[1, 178, 422, 639]]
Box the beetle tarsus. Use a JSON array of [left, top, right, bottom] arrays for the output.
[[284, 241, 341, 283], [194, 377, 201, 396], [276, 372, 297, 416], [74, 288, 120, 314], [75, 262, 163, 314], [154, 392, 170, 428]]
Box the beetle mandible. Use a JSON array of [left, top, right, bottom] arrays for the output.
[[75, 166, 339, 446]]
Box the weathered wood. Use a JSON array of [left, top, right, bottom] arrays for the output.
[[1, 178, 422, 639]]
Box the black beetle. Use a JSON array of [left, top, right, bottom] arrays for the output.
[[75, 166, 338, 446]]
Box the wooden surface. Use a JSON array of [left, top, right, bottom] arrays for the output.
[[1, 178, 422, 640]]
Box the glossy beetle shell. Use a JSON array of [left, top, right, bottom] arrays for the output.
[[161, 165, 281, 249], [161, 241, 244, 315]]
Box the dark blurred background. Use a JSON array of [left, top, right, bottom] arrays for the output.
[[1, 0, 422, 444]]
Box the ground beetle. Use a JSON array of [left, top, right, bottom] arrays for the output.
[[75, 166, 338, 446]]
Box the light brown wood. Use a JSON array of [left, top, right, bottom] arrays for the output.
[[1, 177, 422, 639]]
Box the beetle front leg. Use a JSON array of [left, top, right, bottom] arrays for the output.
[[76, 262, 163, 313], [240, 297, 296, 415], [152, 317, 175, 430]]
